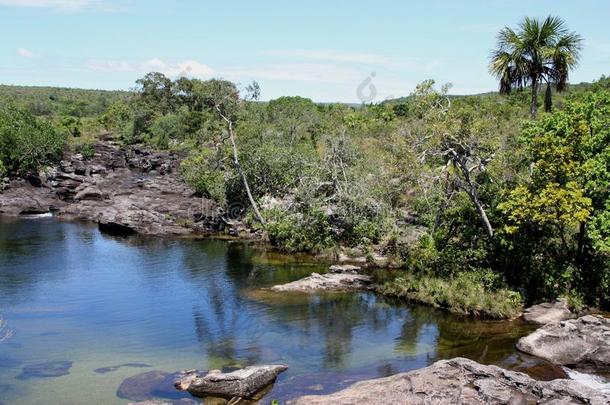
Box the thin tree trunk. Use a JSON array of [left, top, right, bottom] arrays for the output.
[[469, 189, 494, 239], [530, 78, 539, 119], [227, 121, 266, 226], [544, 82, 553, 113], [216, 107, 266, 226]]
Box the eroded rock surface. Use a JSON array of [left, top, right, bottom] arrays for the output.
[[522, 298, 574, 325], [175, 365, 288, 399], [16, 361, 72, 380], [270, 273, 371, 292], [117, 370, 189, 402], [517, 315, 610, 372], [328, 264, 361, 274], [0, 142, 224, 235], [288, 357, 610, 405]]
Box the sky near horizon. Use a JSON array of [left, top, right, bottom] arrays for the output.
[[1, 0, 609, 102]]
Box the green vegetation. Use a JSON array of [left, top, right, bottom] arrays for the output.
[[0, 16, 608, 317], [0, 104, 65, 174]]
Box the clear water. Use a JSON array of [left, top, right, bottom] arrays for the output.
[[0, 217, 538, 404]]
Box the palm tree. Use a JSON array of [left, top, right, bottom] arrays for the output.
[[490, 16, 583, 119]]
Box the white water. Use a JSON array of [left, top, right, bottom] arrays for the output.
[[21, 212, 53, 218], [564, 368, 610, 394]]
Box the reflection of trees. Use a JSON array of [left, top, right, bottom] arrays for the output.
[[0, 219, 69, 302], [428, 315, 532, 365], [177, 240, 264, 368]]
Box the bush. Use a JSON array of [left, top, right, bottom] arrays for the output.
[[264, 207, 335, 253], [378, 270, 523, 319], [181, 149, 227, 205], [0, 104, 65, 175], [75, 141, 96, 160]]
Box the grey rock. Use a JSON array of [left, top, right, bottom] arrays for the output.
[[0, 141, 221, 236], [117, 370, 188, 402], [523, 298, 574, 325], [288, 357, 610, 405], [328, 264, 361, 274], [270, 273, 371, 292], [517, 315, 610, 373], [16, 361, 72, 380], [176, 365, 288, 399]]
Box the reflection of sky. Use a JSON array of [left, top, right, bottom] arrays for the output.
[[0, 219, 526, 403]]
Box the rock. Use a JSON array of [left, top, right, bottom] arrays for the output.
[[328, 264, 361, 274], [288, 357, 610, 405], [117, 370, 189, 402], [128, 400, 199, 405], [270, 273, 371, 292], [74, 185, 104, 201], [522, 298, 574, 325], [176, 365, 288, 399], [94, 363, 152, 374], [517, 315, 610, 373], [16, 361, 72, 380]]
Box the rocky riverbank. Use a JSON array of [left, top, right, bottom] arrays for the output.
[[288, 357, 610, 404], [0, 140, 242, 236]]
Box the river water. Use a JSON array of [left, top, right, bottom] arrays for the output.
[[0, 217, 546, 404]]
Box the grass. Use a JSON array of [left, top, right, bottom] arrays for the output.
[[377, 272, 523, 319]]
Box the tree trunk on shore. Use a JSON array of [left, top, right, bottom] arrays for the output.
[[530, 78, 539, 119]]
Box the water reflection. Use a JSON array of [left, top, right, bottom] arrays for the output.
[[0, 219, 537, 404]]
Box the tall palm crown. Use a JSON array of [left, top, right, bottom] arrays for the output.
[[490, 16, 583, 118]]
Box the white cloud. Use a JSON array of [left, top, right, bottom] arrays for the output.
[[87, 58, 214, 79], [0, 0, 121, 12], [17, 47, 36, 58]]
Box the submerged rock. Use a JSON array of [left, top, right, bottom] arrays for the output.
[[175, 365, 288, 399], [270, 273, 371, 292], [288, 357, 610, 405], [16, 360, 72, 380], [117, 370, 189, 402], [517, 315, 610, 373], [522, 298, 574, 325], [94, 363, 152, 374]]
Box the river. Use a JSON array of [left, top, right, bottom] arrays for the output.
[[0, 217, 544, 404]]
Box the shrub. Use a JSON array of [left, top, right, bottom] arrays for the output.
[[0, 104, 65, 175], [378, 270, 523, 319], [264, 207, 335, 253], [75, 141, 96, 160], [181, 149, 227, 205]]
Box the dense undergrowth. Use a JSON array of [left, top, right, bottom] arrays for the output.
[[1, 71, 609, 317]]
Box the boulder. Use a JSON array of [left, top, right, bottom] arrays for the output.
[[517, 315, 610, 372], [522, 298, 574, 325], [288, 357, 610, 405], [175, 365, 288, 399], [270, 273, 371, 292], [74, 186, 104, 201], [328, 264, 361, 274]]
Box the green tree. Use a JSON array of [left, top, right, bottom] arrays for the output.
[[0, 104, 65, 175], [499, 90, 610, 306], [490, 16, 583, 119], [267, 96, 319, 143]]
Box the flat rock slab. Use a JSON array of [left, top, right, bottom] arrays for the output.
[[270, 273, 371, 292], [288, 357, 610, 405], [176, 364, 288, 399], [16, 361, 72, 380], [117, 370, 189, 402], [517, 315, 610, 373], [522, 298, 574, 325]]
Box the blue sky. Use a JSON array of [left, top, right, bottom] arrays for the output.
[[1, 0, 609, 102]]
